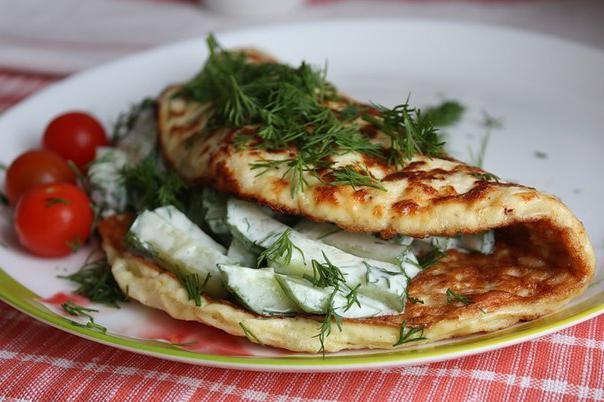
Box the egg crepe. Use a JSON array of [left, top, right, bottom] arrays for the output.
[[99, 47, 594, 353]]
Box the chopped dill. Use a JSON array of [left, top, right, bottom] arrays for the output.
[[363, 101, 445, 167], [120, 156, 188, 212], [446, 288, 473, 305], [61, 301, 107, 334], [65, 237, 82, 253], [239, 322, 263, 345], [59, 253, 127, 308], [315, 288, 343, 356], [393, 320, 426, 346], [257, 229, 304, 267], [45, 197, 70, 207], [304, 251, 345, 288], [472, 172, 500, 182], [418, 249, 444, 269], [423, 100, 465, 127], [329, 165, 385, 191], [180, 272, 211, 307]]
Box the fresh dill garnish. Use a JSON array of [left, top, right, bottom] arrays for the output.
[[403, 285, 424, 304], [65, 237, 82, 253], [61, 301, 107, 334], [257, 229, 304, 267], [315, 287, 343, 356], [338, 104, 360, 121], [120, 156, 188, 212], [446, 288, 473, 305], [393, 320, 426, 346], [239, 322, 263, 345], [418, 249, 444, 269], [179, 34, 446, 196], [472, 172, 500, 182], [45, 197, 70, 207], [179, 272, 211, 307], [423, 100, 465, 127], [468, 111, 503, 168], [59, 253, 127, 308], [329, 165, 385, 191], [304, 251, 346, 288], [363, 101, 445, 167], [343, 283, 361, 311]]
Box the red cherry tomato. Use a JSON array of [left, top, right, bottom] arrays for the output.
[[5, 149, 75, 205], [43, 111, 108, 169], [14, 183, 93, 257]]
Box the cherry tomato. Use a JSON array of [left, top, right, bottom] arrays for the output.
[[14, 183, 93, 257], [43, 111, 108, 169], [5, 149, 75, 205]]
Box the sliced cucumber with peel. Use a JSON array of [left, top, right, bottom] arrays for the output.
[[276, 275, 398, 318], [127, 206, 231, 298], [219, 265, 300, 316]]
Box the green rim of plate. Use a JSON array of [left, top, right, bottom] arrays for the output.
[[1, 266, 603, 368]]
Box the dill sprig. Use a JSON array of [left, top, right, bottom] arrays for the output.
[[329, 165, 385, 191], [422, 100, 465, 127], [315, 288, 343, 356], [59, 253, 127, 308], [304, 251, 345, 288], [446, 288, 473, 305], [418, 249, 444, 269], [180, 272, 211, 307], [257, 229, 304, 267], [120, 156, 188, 212], [61, 301, 107, 334], [393, 320, 426, 346], [239, 322, 263, 345], [363, 101, 445, 167]]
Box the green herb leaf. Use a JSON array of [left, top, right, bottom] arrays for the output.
[[418, 249, 444, 269], [364, 101, 445, 167], [329, 165, 385, 191], [314, 287, 343, 356], [422, 100, 465, 127], [61, 301, 107, 334], [239, 322, 263, 345], [393, 320, 426, 346], [304, 251, 346, 288], [59, 253, 127, 307], [445, 288, 473, 305], [45, 197, 70, 207], [257, 229, 304, 267], [179, 272, 211, 307], [120, 157, 188, 213]]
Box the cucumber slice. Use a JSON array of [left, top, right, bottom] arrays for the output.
[[276, 275, 398, 318], [227, 238, 257, 267], [227, 199, 413, 311], [201, 187, 230, 236], [459, 231, 495, 254], [128, 207, 231, 298], [88, 147, 129, 217], [219, 265, 300, 316], [294, 220, 422, 276], [154, 205, 226, 254]]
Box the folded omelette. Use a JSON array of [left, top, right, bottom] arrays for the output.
[[95, 36, 595, 353]]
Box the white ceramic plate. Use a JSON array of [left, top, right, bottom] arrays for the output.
[[1, 19, 603, 372]]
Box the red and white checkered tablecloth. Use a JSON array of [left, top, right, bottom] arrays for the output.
[[1, 1, 604, 400]]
